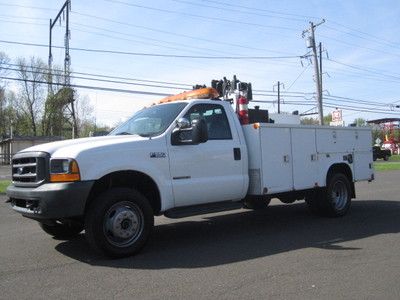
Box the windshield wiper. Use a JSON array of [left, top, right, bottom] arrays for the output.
[[115, 132, 132, 136]]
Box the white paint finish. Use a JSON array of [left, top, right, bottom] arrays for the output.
[[353, 152, 374, 181], [316, 127, 372, 153], [259, 126, 293, 193], [243, 123, 372, 195], [168, 101, 247, 207], [169, 140, 245, 207], [74, 136, 176, 211], [269, 113, 301, 124], [291, 128, 318, 190], [316, 153, 353, 186]]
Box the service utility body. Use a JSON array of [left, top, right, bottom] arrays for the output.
[[7, 77, 374, 257]]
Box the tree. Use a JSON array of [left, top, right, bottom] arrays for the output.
[[0, 51, 9, 79], [0, 52, 10, 137], [75, 94, 94, 137], [16, 57, 47, 136], [301, 113, 332, 125], [42, 66, 67, 136], [323, 113, 332, 125], [353, 118, 367, 127], [300, 116, 319, 125]]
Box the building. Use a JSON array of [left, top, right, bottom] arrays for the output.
[[0, 136, 63, 164]]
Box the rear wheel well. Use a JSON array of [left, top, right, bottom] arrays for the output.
[[326, 163, 355, 198], [85, 171, 161, 216]]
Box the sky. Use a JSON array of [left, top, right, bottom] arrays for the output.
[[0, 0, 399, 127]]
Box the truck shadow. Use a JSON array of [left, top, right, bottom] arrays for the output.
[[56, 200, 400, 269]]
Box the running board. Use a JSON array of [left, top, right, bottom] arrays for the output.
[[164, 200, 243, 219]]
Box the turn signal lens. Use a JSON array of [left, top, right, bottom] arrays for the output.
[[50, 159, 81, 182]]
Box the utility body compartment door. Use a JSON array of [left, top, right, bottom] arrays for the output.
[[291, 128, 318, 190], [259, 127, 293, 193]]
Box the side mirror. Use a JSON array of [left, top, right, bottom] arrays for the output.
[[176, 118, 191, 129], [171, 118, 208, 145], [191, 119, 208, 144]]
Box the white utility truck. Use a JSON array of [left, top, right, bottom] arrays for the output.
[[7, 80, 374, 257]]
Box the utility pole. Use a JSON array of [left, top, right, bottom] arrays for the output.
[[303, 20, 325, 125], [48, 19, 53, 95], [319, 42, 323, 95], [273, 81, 285, 113], [48, 0, 77, 138]]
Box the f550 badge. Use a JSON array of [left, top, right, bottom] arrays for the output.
[[150, 152, 166, 158]]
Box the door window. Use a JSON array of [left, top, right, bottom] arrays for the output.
[[184, 104, 232, 140]]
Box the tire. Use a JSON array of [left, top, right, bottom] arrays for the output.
[[279, 197, 296, 204], [384, 155, 389, 161], [39, 221, 83, 239], [84, 188, 154, 258], [306, 173, 352, 217], [305, 189, 323, 215], [243, 196, 271, 210]]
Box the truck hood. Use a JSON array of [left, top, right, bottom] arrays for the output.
[[20, 135, 149, 157]]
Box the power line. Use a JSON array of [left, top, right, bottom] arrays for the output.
[[71, 11, 297, 56], [0, 19, 47, 26], [72, 23, 227, 56], [170, 0, 308, 23], [0, 14, 48, 21], [319, 33, 400, 59], [104, 0, 298, 32], [324, 24, 400, 51], [0, 39, 302, 60], [324, 67, 400, 85], [326, 58, 400, 81], [0, 75, 171, 97], [3, 74, 398, 115], [4, 62, 192, 87], [286, 64, 310, 91], [0, 3, 58, 11], [2, 65, 189, 91], [200, 0, 318, 20], [327, 20, 400, 49]]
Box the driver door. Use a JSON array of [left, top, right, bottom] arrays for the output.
[[168, 103, 245, 207]]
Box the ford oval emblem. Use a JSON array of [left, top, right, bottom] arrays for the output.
[[17, 167, 24, 175]]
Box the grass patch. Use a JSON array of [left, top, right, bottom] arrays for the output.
[[0, 180, 11, 194], [374, 162, 400, 171], [389, 155, 400, 162]]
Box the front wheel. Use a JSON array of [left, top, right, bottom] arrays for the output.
[[85, 188, 154, 258]]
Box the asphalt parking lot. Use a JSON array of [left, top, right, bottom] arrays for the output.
[[1, 170, 399, 299]]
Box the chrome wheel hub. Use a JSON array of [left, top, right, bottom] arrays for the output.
[[104, 201, 144, 247], [331, 181, 348, 211]]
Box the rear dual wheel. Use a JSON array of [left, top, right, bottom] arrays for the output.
[[306, 173, 351, 217]]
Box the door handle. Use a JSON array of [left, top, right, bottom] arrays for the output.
[[234, 148, 241, 160]]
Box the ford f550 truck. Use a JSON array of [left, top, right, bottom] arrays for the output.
[[6, 84, 374, 257]]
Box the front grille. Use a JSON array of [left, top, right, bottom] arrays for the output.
[[12, 152, 49, 186]]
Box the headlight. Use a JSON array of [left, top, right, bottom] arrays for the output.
[[50, 158, 81, 182]]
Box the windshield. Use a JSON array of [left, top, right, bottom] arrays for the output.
[[110, 102, 188, 137]]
